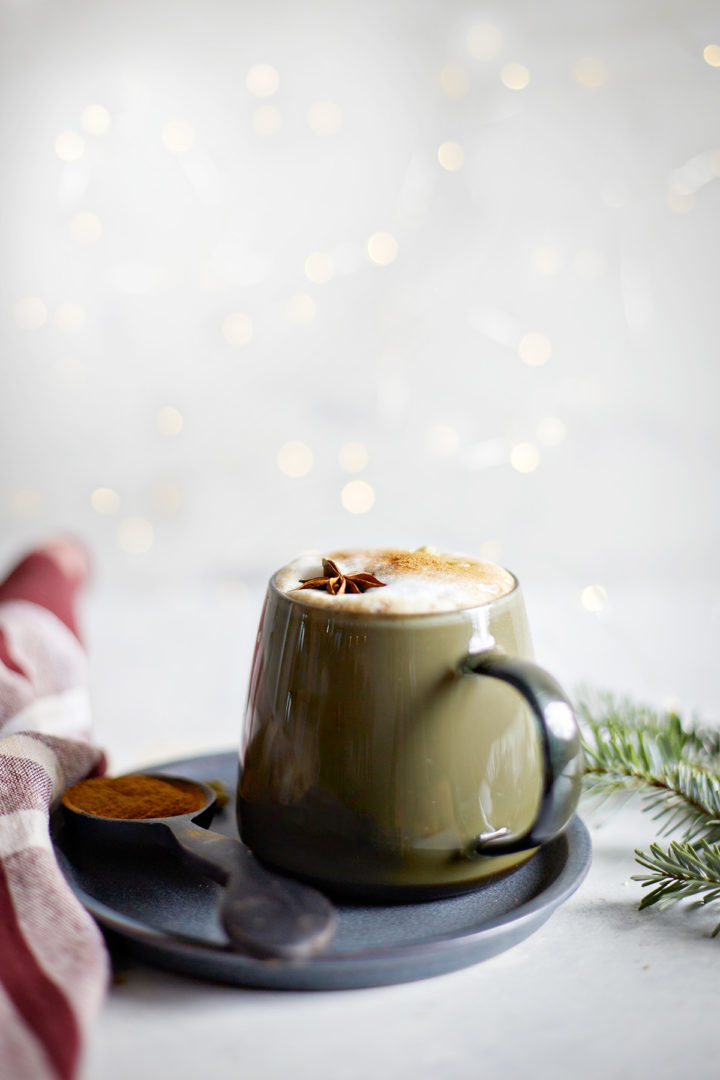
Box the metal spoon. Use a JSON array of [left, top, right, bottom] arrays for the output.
[[61, 774, 337, 960]]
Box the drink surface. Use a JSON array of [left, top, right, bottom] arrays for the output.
[[273, 547, 516, 615]]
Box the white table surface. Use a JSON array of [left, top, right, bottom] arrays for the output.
[[81, 580, 720, 1080]]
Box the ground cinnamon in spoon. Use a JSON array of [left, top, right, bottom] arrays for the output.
[[62, 774, 208, 820]]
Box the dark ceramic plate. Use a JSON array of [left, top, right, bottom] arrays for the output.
[[53, 751, 591, 990]]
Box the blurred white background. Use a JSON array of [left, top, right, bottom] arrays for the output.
[[1, 0, 719, 753]]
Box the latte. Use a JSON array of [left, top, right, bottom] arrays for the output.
[[273, 547, 516, 615]]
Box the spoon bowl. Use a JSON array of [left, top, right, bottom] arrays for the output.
[[61, 773, 337, 960]]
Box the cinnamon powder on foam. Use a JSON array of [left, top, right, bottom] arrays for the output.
[[275, 548, 515, 615]]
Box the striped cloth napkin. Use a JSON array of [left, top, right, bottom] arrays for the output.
[[0, 541, 109, 1080]]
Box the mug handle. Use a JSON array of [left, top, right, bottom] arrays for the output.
[[460, 651, 584, 858]]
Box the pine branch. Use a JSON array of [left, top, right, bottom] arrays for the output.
[[580, 695, 720, 842], [578, 690, 720, 938], [578, 689, 720, 765], [633, 840, 720, 936]]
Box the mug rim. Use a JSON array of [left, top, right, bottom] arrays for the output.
[[268, 564, 520, 622]]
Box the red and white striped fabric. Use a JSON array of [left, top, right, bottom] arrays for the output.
[[0, 541, 109, 1080]]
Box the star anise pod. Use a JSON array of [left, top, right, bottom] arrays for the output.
[[298, 558, 387, 595]]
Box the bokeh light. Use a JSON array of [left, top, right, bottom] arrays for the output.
[[222, 312, 254, 345], [466, 23, 503, 61], [500, 63, 530, 90], [341, 479, 375, 513], [703, 44, 720, 67], [510, 443, 540, 473], [439, 65, 469, 99], [153, 482, 183, 514], [572, 58, 609, 87], [367, 232, 398, 266], [156, 407, 183, 437], [54, 131, 85, 161], [277, 441, 314, 477], [437, 141, 464, 171], [532, 247, 563, 276], [304, 252, 335, 284], [91, 488, 120, 514], [246, 63, 280, 97], [55, 303, 86, 333], [14, 297, 47, 330], [306, 101, 343, 136], [338, 442, 369, 472], [518, 332, 552, 366], [536, 417, 567, 446], [286, 293, 317, 324], [580, 584, 608, 612], [117, 517, 155, 555], [10, 489, 43, 517], [70, 211, 102, 243], [427, 425, 460, 458], [253, 105, 282, 135], [161, 121, 195, 153], [81, 105, 111, 136]]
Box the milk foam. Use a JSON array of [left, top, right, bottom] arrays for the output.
[[273, 547, 516, 614]]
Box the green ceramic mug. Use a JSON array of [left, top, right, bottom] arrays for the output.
[[238, 555, 583, 899]]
